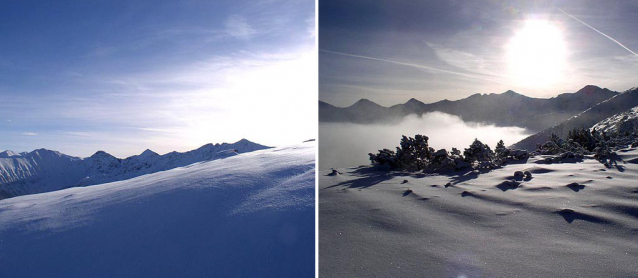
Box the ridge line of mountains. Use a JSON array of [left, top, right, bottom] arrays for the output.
[[320, 85, 620, 132], [0, 138, 270, 199], [321, 85, 638, 150]]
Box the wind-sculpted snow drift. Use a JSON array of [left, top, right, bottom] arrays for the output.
[[320, 148, 638, 277], [0, 141, 315, 277], [0, 139, 269, 199]]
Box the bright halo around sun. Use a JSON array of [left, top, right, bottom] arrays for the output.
[[506, 20, 568, 88]]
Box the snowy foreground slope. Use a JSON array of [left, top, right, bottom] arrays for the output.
[[320, 149, 638, 277], [0, 141, 315, 277]]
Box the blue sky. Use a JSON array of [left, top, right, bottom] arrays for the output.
[[320, 0, 638, 106], [0, 0, 316, 157]]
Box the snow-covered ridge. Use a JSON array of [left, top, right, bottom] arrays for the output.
[[0, 141, 315, 277], [591, 106, 638, 135], [0, 139, 270, 199], [0, 150, 21, 158], [512, 87, 638, 150]]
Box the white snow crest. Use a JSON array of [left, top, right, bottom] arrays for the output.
[[0, 141, 315, 233]]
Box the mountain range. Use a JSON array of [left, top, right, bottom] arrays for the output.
[[320, 85, 618, 133], [0, 139, 269, 199]]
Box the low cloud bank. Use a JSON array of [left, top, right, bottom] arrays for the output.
[[319, 112, 531, 170]]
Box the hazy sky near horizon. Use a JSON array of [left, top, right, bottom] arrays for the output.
[[0, 0, 315, 158], [320, 0, 638, 107]]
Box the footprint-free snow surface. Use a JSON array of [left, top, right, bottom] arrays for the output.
[[320, 148, 638, 277], [0, 141, 315, 277]]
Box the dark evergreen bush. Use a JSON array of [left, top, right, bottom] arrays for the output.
[[463, 138, 501, 169]]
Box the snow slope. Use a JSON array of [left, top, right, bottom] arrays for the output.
[[591, 106, 638, 135], [513, 87, 638, 150], [0, 139, 269, 198], [0, 150, 21, 158], [0, 141, 315, 277], [320, 149, 638, 277]]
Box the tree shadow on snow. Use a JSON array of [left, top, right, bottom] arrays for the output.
[[566, 182, 585, 192], [602, 153, 625, 172], [402, 189, 413, 197], [496, 180, 520, 192], [437, 168, 490, 186], [556, 209, 608, 224], [324, 166, 398, 189], [326, 164, 502, 190]]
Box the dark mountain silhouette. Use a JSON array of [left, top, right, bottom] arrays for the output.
[[512, 87, 638, 150], [320, 85, 618, 133]]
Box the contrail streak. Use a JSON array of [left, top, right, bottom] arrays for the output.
[[320, 49, 513, 85], [556, 8, 638, 58]]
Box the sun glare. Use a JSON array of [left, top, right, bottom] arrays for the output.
[[506, 20, 568, 88]]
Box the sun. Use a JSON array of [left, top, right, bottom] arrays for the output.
[[506, 20, 568, 88]]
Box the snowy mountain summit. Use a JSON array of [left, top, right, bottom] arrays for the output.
[[0, 150, 21, 158], [0, 139, 270, 199]]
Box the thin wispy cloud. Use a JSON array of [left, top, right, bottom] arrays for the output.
[[428, 44, 508, 79], [320, 49, 513, 86], [225, 15, 257, 39], [138, 127, 181, 134]]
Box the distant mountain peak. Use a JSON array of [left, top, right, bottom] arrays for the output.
[[576, 85, 603, 95], [232, 138, 271, 149], [139, 149, 159, 157], [30, 148, 65, 157], [196, 139, 269, 153], [468, 93, 482, 98], [0, 150, 20, 158], [502, 90, 520, 96], [405, 98, 424, 105], [350, 98, 382, 108], [90, 150, 116, 160], [235, 138, 252, 144], [356, 98, 374, 103], [33, 148, 54, 153]]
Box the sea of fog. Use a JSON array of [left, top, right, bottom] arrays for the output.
[[319, 112, 532, 170]]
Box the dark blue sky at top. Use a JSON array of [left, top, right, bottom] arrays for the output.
[[319, 0, 638, 106], [0, 0, 315, 157], [1, 0, 309, 95]]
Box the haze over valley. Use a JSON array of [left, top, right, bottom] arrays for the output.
[[319, 85, 638, 169], [320, 113, 530, 169]]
